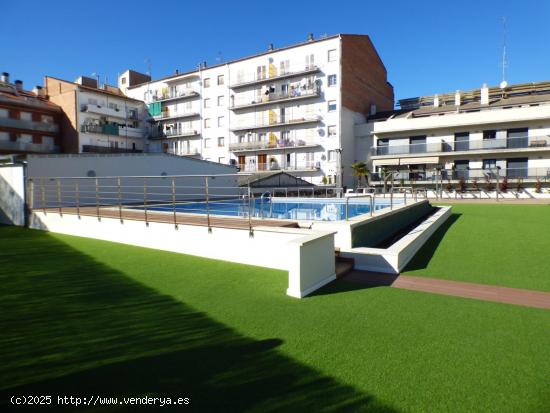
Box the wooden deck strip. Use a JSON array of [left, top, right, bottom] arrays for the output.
[[343, 271, 550, 309], [36, 207, 299, 229]]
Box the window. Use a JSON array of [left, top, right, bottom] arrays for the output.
[[327, 49, 337, 62], [328, 150, 337, 162], [281, 84, 289, 96], [483, 159, 497, 170], [328, 100, 337, 112], [88, 98, 98, 105], [328, 125, 337, 137], [203, 78, 211, 88], [121, 77, 126, 85], [20, 111, 32, 121], [217, 116, 225, 127], [204, 138, 211, 148], [258, 132, 266, 142], [204, 98, 210, 108], [280, 60, 290, 75], [483, 130, 496, 140], [328, 74, 337, 87], [282, 131, 290, 141], [305, 54, 315, 69], [217, 75, 224, 85], [256, 65, 266, 80], [238, 135, 245, 143], [218, 137, 225, 147], [217, 96, 224, 106], [204, 118, 211, 128]]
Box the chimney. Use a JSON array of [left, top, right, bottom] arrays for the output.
[[14, 80, 23, 91], [268, 43, 274, 51], [480, 83, 489, 105], [434, 94, 440, 108], [455, 90, 461, 106], [175, 69, 179, 75], [307, 33, 314, 42], [32, 85, 45, 97], [203, 61, 207, 68], [0, 72, 8, 83]]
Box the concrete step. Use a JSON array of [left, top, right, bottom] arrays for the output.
[[335, 256, 354, 279]]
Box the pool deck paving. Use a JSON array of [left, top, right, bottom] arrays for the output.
[[343, 270, 550, 309], [36, 207, 299, 229]]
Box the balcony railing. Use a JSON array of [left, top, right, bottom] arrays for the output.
[[370, 167, 550, 182], [0, 140, 60, 153], [81, 104, 131, 120], [230, 65, 321, 88], [163, 129, 200, 138], [82, 145, 143, 154], [151, 89, 200, 103], [238, 161, 320, 173], [0, 117, 59, 134], [153, 111, 200, 120], [229, 137, 320, 152], [371, 135, 550, 156], [230, 86, 321, 110], [230, 116, 321, 132], [165, 147, 200, 156]]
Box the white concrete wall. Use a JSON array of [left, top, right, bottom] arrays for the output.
[[0, 165, 25, 226], [29, 212, 336, 298], [341, 206, 452, 273]]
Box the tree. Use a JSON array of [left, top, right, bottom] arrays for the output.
[[350, 162, 368, 189]]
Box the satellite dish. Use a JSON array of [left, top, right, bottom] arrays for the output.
[[500, 80, 508, 89]]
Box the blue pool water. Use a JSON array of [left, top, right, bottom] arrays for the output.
[[138, 198, 399, 221]]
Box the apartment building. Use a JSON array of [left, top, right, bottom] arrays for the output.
[[367, 81, 550, 184], [45, 76, 151, 154], [121, 34, 393, 186], [0, 72, 62, 155]]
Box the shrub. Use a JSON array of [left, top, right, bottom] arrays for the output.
[[515, 179, 523, 193], [472, 178, 479, 191], [445, 179, 453, 192], [322, 176, 328, 185], [457, 178, 466, 193], [535, 179, 542, 194], [499, 177, 508, 193]]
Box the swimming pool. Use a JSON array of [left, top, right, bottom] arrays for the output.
[[137, 197, 400, 221]]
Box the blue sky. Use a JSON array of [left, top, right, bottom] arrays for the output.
[[2, 0, 549, 103]]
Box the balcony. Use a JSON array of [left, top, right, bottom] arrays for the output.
[[238, 161, 320, 173], [0, 140, 60, 154], [163, 129, 200, 139], [370, 167, 550, 182], [230, 116, 321, 132], [118, 126, 147, 139], [165, 148, 200, 156], [82, 145, 142, 154], [151, 90, 200, 103], [371, 135, 550, 157], [229, 137, 320, 152], [153, 111, 200, 121], [81, 103, 130, 120], [230, 86, 321, 110], [0, 117, 59, 134], [230, 65, 321, 89]]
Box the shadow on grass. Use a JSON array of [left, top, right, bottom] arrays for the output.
[[402, 213, 461, 272], [0, 226, 398, 412]]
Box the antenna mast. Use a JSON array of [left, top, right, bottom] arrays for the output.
[[501, 17, 508, 83]]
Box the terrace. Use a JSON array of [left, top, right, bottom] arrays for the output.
[[1, 203, 549, 412]]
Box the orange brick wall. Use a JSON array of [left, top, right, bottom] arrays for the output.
[[340, 35, 394, 115], [45, 77, 79, 153]]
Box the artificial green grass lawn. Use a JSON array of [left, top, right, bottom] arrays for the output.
[[403, 204, 550, 292], [1, 225, 549, 412]]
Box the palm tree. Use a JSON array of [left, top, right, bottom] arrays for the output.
[[350, 162, 367, 190]]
